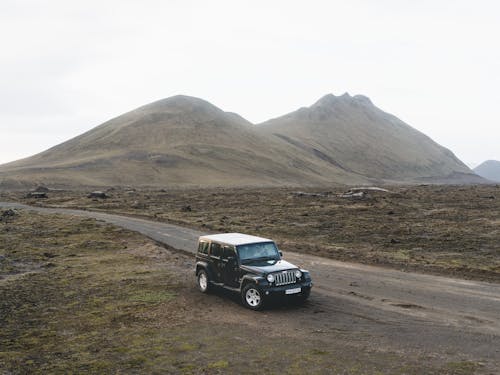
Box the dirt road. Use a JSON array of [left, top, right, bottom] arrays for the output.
[[2, 202, 500, 370]]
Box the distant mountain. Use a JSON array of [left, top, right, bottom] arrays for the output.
[[474, 160, 500, 182], [258, 93, 475, 182], [0, 94, 482, 189]]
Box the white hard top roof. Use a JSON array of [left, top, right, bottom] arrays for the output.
[[199, 233, 273, 246]]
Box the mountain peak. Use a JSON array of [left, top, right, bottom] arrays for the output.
[[312, 92, 373, 108], [138, 95, 222, 115]]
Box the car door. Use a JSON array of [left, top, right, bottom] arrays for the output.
[[221, 245, 239, 287], [209, 242, 223, 283]]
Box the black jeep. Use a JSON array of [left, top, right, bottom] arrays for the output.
[[195, 233, 312, 310]]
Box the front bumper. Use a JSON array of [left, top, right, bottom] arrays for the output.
[[260, 280, 312, 298]]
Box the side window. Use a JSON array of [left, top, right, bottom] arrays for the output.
[[198, 241, 209, 254], [222, 245, 235, 259], [210, 242, 222, 257]]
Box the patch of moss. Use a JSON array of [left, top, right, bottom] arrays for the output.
[[129, 290, 176, 304], [208, 359, 229, 369], [443, 361, 479, 375]]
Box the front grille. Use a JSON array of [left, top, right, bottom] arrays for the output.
[[274, 270, 296, 286]]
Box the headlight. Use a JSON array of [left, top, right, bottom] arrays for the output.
[[295, 270, 302, 279], [266, 274, 275, 283]]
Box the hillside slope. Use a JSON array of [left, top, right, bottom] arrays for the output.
[[0, 93, 482, 189], [474, 160, 500, 182], [0, 96, 364, 188], [258, 93, 475, 182]]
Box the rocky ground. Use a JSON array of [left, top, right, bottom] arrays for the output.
[[3, 184, 499, 282]]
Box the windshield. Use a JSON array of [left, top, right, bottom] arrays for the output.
[[237, 242, 280, 262]]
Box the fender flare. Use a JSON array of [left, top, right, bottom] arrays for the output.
[[195, 261, 215, 281], [240, 274, 264, 289]]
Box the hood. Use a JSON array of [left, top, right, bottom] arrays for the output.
[[240, 259, 298, 275]]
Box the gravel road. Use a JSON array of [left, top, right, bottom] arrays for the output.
[[2, 202, 500, 369]]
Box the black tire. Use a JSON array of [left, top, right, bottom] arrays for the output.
[[241, 283, 264, 310], [197, 269, 210, 293]]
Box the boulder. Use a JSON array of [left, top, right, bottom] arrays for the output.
[[87, 191, 107, 199], [293, 191, 330, 198], [1, 209, 17, 223], [340, 191, 366, 199], [131, 201, 146, 209], [26, 192, 47, 199], [1, 209, 16, 217]]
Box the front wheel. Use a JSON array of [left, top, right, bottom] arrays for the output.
[[197, 269, 210, 293], [242, 283, 264, 310]]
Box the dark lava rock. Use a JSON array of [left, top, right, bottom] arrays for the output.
[[26, 192, 47, 199], [87, 191, 107, 199], [2, 209, 16, 217]]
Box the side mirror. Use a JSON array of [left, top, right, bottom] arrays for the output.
[[279, 251, 283, 257]]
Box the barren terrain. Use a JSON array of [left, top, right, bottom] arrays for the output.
[[3, 184, 498, 282], [1, 209, 499, 374]]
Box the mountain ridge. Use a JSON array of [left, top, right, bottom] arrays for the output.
[[0, 94, 484, 189], [257, 93, 471, 181]]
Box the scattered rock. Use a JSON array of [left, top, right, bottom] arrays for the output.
[[2, 209, 17, 218], [390, 238, 401, 244], [87, 191, 107, 199], [340, 191, 366, 199], [181, 205, 192, 212], [26, 192, 47, 199], [34, 186, 49, 192], [350, 187, 391, 193], [340, 186, 391, 199], [387, 210, 395, 215], [131, 201, 146, 209], [293, 191, 330, 198]]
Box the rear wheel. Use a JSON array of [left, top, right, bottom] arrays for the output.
[[197, 269, 210, 293], [242, 283, 264, 310]]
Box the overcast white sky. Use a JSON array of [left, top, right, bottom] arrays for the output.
[[0, 0, 498, 167]]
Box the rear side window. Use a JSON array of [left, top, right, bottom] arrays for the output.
[[222, 245, 235, 259], [210, 242, 222, 257], [198, 241, 209, 254]]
